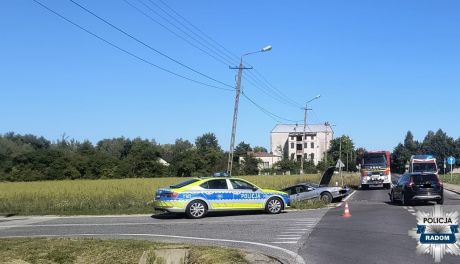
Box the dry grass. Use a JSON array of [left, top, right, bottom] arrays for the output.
[[0, 173, 360, 216], [0, 238, 247, 264]]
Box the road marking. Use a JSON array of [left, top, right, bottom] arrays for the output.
[[0, 233, 306, 264], [276, 237, 301, 240], [411, 213, 416, 216], [343, 190, 357, 202], [285, 229, 309, 231], [407, 209, 415, 213], [403, 206, 408, 210], [281, 232, 303, 234], [0, 218, 313, 229], [277, 235, 302, 237]]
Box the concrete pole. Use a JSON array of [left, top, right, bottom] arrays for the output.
[[227, 58, 244, 176]]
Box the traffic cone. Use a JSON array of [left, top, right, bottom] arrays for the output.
[[342, 202, 352, 218]]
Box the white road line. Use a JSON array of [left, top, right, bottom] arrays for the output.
[[0, 233, 306, 264], [280, 232, 303, 234], [407, 209, 415, 213], [343, 190, 357, 202], [285, 229, 309, 231], [276, 237, 301, 240], [277, 235, 302, 237], [403, 206, 408, 210], [271, 241, 297, 244], [1, 218, 303, 229], [411, 213, 416, 216]]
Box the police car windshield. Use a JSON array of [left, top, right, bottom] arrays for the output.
[[170, 179, 199, 189]]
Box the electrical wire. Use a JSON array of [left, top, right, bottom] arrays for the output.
[[123, 0, 230, 66], [152, 0, 302, 109], [68, 0, 234, 89], [30, 0, 234, 92], [241, 91, 302, 123]]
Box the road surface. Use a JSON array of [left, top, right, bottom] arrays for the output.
[[1, 189, 459, 263]]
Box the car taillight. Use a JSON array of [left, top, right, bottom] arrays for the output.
[[436, 175, 443, 187], [408, 177, 414, 187], [384, 169, 390, 176]]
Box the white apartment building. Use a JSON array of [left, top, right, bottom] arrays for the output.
[[270, 124, 334, 165]]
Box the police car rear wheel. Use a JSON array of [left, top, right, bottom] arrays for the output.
[[186, 200, 207, 219], [266, 197, 283, 214]]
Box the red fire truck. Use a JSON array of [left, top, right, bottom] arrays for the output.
[[359, 151, 392, 189]]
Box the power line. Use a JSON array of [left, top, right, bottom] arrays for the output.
[[136, 0, 236, 66], [152, 0, 302, 109], [252, 68, 302, 108], [122, 0, 229, 66], [30, 0, 234, 92], [155, 0, 240, 63], [68, 0, 234, 89], [241, 91, 302, 123]]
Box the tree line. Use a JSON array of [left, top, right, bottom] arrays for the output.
[[1, 129, 459, 181], [0, 132, 267, 181], [391, 130, 460, 174]]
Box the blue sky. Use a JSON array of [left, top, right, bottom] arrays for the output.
[[1, 0, 459, 151]]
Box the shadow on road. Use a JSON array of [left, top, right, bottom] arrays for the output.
[[151, 210, 271, 220]]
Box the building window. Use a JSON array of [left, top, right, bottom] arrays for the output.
[[291, 136, 294, 140], [311, 142, 314, 148], [263, 162, 269, 169], [296, 144, 302, 151], [296, 136, 302, 141], [304, 143, 308, 148], [290, 143, 294, 149], [311, 135, 315, 140], [310, 153, 315, 160]]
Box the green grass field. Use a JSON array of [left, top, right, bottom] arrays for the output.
[[0, 238, 247, 264], [0, 173, 360, 216], [441, 173, 460, 185]]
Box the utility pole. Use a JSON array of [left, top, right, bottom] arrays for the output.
[[227, 58, 252, 177], [300, 105, 312, 174], [300, 95, 320, 174], [324, 122, 328, 166], [339, 136, 344, 186]]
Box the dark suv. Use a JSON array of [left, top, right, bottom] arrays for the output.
[[389, 173, 443, 205]]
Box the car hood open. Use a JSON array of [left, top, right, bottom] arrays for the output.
[[319, 166, 336, 187]]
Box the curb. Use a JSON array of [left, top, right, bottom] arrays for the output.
[[444, 187, 460, 195]]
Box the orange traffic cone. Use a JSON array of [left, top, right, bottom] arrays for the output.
[[342, 202, 352, 218]]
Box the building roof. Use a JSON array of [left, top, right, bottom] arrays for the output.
[[271, 124, 332, 133], [249, 152, 281, 158]]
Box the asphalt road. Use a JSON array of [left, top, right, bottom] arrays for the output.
[[1, 189, 459, 264], [0, 209, 328, 264], [300, 188, 460, 264]]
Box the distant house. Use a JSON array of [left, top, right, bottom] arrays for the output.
[[157, 157, 170, 166], [271, 123, 334, 165], [239, 152, 282, 173]]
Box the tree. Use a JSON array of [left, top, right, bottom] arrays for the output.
[[421, 129, 456, 170], [404, 131, 420, 154], [253, 146, 268, 153], [240, 154, 260, 175], [195, 133, 224, 174], [391, 143, 410, 173], [327, 135, 355, 171]]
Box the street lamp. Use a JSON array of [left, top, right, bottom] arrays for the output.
[[227, 45, 272, 177], [300, 95, 321, 174]]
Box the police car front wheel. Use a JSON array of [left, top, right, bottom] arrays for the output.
[[266, 197, 283, 214], [186, 200, 207, 219]]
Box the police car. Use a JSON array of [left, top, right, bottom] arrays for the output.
[[153, 177, 290, 218]]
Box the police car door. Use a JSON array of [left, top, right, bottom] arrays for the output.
[[230, 179, 264, 209], [204, 179, 232, 209]]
